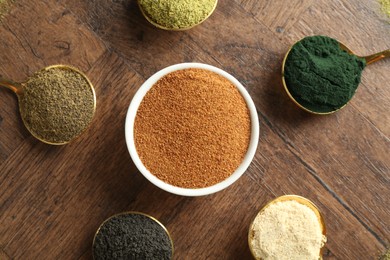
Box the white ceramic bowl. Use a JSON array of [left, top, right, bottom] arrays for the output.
[[125, 63, 259, 196]]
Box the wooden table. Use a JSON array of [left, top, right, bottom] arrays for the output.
[[0, 0, 389, 259]]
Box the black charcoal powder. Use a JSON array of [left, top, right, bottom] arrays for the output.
[[93, 213, 173, 260]]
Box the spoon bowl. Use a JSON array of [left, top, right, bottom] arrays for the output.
[[92, 211, 174, 260], [248, 195, 326, 259], [282, 36, 390, 115], [137, 0, 218, 31], [0, 64, 96, 145]]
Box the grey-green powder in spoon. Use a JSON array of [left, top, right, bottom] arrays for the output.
[[19, 66, 96, 144]]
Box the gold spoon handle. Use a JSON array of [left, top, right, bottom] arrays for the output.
[[0, 77, 23, 95], [363, 49, 390, 65]]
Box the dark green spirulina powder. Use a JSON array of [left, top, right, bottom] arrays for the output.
[[93, 213, 173, 260], [284, 35, 366, 113]]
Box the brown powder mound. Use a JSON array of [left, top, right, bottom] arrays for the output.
[[134, 68, 251, 188]]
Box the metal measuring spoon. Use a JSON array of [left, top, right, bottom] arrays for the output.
[[0, 65, 96, 145], [92, 211, 174, 260], [137, 0, 218, 31], [248, 195, 327, 260], [282, 37, 390, 115]]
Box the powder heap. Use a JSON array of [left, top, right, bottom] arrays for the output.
[[249, 200, 326, 260], [379, 0, 390, 18], [380, 248, 390, 260], [93, 213, 173, 260], [20, 66, 95, 144], [134, 68, 251, 188], [138, 0, 217, 29], [0, 0, 13, 20], [284, 35, 366, 113]]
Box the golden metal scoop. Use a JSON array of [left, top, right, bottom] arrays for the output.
[[282, 38, 390, 115], [92, 211, 174, 260], [0, 65, 96, 145], [137, 0, 218, 31], [248, 195, 327, 259]]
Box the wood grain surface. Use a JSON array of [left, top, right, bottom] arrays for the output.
[[0, 0, 389, 259]]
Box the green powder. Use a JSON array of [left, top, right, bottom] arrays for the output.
[[138, 0, 216, 29], [0, 0, 14, 20], [379, 0, 390, 18], [20, 67, 95, 144], [380, 248, 390, 260], [284, 35, 366, 113]]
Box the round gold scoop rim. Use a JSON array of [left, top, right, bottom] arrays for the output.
[[0, 64, 96, 145], [281, 36, 390, 115], [21, 65, 97, 145], [248, 194, 327, 260], [92, 211, 174, 260], [281, 38, 348, 115], [137, 0, 218, 31]]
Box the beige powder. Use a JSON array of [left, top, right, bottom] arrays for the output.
[[249, 200, 326, 260]]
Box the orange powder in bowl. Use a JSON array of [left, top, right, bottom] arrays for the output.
[[134, 68, 251, 188]]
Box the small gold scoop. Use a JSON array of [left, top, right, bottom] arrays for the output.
[[92, 211, 174, 260], [137, 0, 218, 31], [248, 195, 327, 259], [0, 65, 96, 145], [282, 38, 390, 115]]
